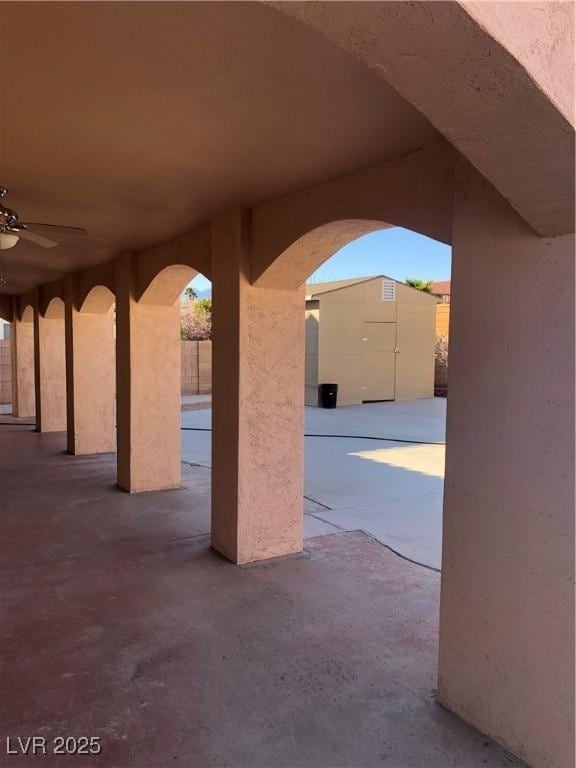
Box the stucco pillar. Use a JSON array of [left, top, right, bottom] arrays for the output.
[[33, 295, 66, 433], [438, 164, 575, 768], [64, 283, 115, 455], [115, 254, 181, 492], [211, 210, 304, 564], [11, 299, 35, 418]]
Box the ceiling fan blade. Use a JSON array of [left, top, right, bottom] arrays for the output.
[[22, 223, 88, 238], [18, 229, 58, 248]]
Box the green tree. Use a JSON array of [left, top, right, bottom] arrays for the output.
[[184, 286, 197, 301], [195, 298, 212, 316], [405, 278, 433, 292]]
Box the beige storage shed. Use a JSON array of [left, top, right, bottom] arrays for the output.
[[305, 276, 438, 406]]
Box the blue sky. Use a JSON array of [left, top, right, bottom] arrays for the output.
[[190, 227, 451, 293]]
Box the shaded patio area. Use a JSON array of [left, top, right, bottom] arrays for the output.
[[1, 425, 523, 767]]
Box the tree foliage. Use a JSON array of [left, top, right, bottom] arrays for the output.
[[405, 278, 433, 292], [184, 286, 197, 301], [181, 298, 212, 341], [195, 298, 212, 316], [435, 335, 448, 366]]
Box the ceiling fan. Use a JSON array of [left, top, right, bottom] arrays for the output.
[[0, 186, 88, 250]]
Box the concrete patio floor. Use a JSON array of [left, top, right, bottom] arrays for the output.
[[0, 424, 523, 768], [181, 399, 446, 570]]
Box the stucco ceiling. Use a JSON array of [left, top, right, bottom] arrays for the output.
[[0, 2, 439, 294]]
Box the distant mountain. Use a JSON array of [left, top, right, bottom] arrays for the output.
[[196, 287, 212, 299]]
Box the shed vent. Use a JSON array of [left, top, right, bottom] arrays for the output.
[[381, 279, 396, 302]]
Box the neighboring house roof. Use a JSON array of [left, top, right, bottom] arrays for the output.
[[431, 280, 451, 296], [306, 275, 438, 302]]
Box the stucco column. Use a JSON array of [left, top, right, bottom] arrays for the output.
[[33, 295, 66, 433], [11, 299, 35, 418], [64, 282, 116, 455], [211, 210, 304, 564], [438, 164, 575, 768], [115, 254, 181, 492]]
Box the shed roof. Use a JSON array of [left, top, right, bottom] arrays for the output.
[[305, 276, 376, 299], [306, 275, 438, 302]]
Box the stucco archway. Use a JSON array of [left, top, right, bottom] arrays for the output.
[[79, 285, 115, 314], [138, 264, 198, 306], [20, 305, 34, 323], [43, 296, 65, 319]]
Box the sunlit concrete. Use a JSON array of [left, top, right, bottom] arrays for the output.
[[0, 425, 525, 768], [182, 399, 446, 569]]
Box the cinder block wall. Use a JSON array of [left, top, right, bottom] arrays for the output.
[[436, 304, 450, 336], [0, 340, 11, 404], [0, 338, 212, 403], [181, 340, 212, 394]]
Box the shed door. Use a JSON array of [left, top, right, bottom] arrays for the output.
[[395, 304, 436, 399], [361, 322, 396, 401]]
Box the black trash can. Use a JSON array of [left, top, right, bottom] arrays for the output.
[[318, 383, 338, 409]]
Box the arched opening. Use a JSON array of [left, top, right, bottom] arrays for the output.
[[116, 261, 208, 493], [12, 305, 36, 418], [294, 223, 451, 572], [181, 219, 451, 573], [67, 284, 117, 456], [139, 264, 198, 306], [1, 304, 35, 420], [180, 271, 212, 409]]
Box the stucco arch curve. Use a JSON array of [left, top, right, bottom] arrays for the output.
[[20, 305, 34, 323], [138, 263, 198, 306], [257, 219, 395, 291], [43, 296, 65, 319], [250, 142, 456, 290], [79, 285, 115, 314]]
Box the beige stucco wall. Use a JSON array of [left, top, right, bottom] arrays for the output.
[[304, 304, 319, 406], [439, 165, 575, 768], [34, 300, 66, 433], [310, 278, 436, 405], [211, 210, 304, 564], [116, 255, 182, 493], [65, 301, 116, 456]]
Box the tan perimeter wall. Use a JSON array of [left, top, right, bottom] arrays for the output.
[[2, 338, 211, 404], [436, 303, 450, 336], [181, 340, 212, 395], [0, 340, 11, 404]]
